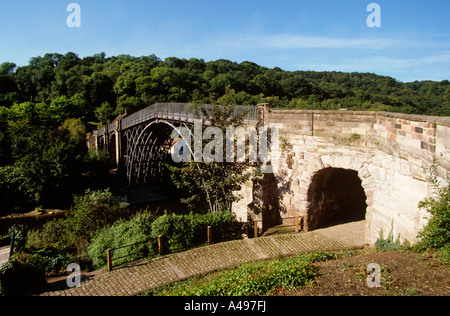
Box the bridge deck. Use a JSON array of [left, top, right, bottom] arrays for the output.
[[94, 103, 258, 136]]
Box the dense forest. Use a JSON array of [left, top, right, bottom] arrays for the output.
[[0, 52, 449, 215]]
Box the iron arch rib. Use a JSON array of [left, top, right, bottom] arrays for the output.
[[124, 119, 193, 186]]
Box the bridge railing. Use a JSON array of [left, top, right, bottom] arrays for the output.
[[94, 103, 258, 136]]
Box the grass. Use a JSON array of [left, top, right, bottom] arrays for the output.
[[141, 251, 347, 296], [140, 248, 450, 296]]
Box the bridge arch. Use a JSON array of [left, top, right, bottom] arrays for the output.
[[276, 148, 434, 245], [124, 119, 193, 185]]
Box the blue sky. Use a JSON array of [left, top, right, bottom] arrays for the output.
[[1, 0, 449, 82]]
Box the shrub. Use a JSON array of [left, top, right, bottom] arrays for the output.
[[88, 211, 157, 268], [0, 260, 45, 296], [26, 219, 72, 250], [88, 210, 243, 268], [417, 163, 450, 251], [11, 250, 72, 276], [151, 211, 242, 253], [67, 189, 130, 243], [22, 189, 130, 273], [27, 189, 130, 251]]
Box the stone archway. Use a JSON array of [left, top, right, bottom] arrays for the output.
[[307, 167, 367, 230], [298, 153, 376, 237]]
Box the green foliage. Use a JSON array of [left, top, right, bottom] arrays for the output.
[[7, 225, 27, 252], [0, 111, 107, 214], [151, 211, 242, 253], [2, 52, 449, 123], [88, 211, 157, 268], [23, 189, 131, 272], [375, 222, 401, 251], [26, 218, 72, 251], [416, 163, 450, 251], [67, 189, 130, 243], [0, 165, 25, 214], [26, 189, 129, 256], [11, 249, 72, 276], [88, 210, 241, 268], [0, 260, 45, 296], [95, 101, 114, 126], [144, 251, 336, 296]]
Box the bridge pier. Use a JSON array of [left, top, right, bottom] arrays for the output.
[[250, 107, 450, 245]]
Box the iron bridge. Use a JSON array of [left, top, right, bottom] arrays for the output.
[[92, 103, 260, 185]]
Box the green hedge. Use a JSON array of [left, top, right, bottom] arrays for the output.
[[88, 210, 242, 268]]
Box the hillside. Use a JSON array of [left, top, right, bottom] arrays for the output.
[[1, 53, 449, 128]]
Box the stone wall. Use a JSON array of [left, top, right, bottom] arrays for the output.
[[234, 105, 450, 245]]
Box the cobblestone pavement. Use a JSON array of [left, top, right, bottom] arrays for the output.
[[40, 221, 366, 296]]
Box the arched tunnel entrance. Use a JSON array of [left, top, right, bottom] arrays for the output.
[[307, 167, 367, 230]]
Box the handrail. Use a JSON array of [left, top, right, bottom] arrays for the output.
[[95, 103, 258, 136]]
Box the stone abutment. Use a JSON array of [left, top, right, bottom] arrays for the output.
[[233, 105, 450, 245]]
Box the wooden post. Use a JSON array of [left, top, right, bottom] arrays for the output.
[[158, 235, 163, 255], [254, 220, 258, 238], [295, 216, 300, 233], [207, 226, 212, 245], [107, 248, 113, 272]]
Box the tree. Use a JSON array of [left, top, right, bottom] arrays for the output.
[[0, 75, 19, 106], [83, 72, 116, 109], [66, 189, 129, 243], [95, 101, 114, 126], [170, 89, 253, 213], [0, 62, 16, 75]]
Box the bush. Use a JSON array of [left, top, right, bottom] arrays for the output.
[[26, 219, 72, 251], [417, 164, 450, 251], [23, 189, 130, 273], [88, 211, 157, 268], [11, 250, 72, 276], [375, 221, 401, 251], [88, 210, 243, 269], [151, 211, 242, 253], [67, 189, 130, 243], [0, 260, 45, 296], [27, 189, 130, 251]]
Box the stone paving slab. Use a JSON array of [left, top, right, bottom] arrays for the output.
[[40, 221, 365, 296], [0, 246, 10, 265]]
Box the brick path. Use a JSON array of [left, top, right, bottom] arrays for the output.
[[40, 221, 366, 296]]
